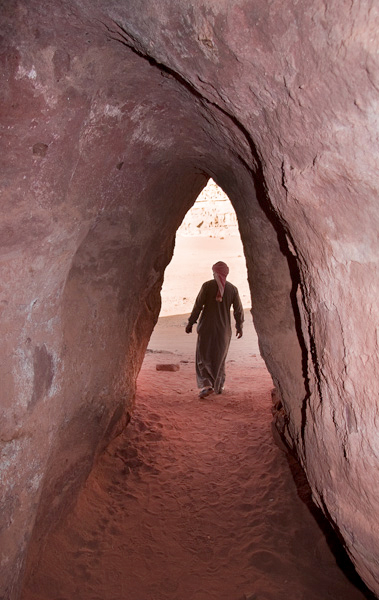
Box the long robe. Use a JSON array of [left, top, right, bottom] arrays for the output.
[[188, 279, 244, 393]]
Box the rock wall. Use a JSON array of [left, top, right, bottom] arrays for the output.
[[1, 0, 378, 597]]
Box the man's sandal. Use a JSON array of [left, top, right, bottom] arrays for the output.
[[199, 387, 214, 399]]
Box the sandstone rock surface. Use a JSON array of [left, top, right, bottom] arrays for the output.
[[1, 0, 379, 597]]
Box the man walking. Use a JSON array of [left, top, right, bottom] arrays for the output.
[[185, 261, 244, 398]]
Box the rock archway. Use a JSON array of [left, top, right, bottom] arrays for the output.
[[1, 1, 378, 598]]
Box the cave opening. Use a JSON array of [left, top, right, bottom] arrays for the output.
[[159, 178, 251, 318], [149, 177, 256, 364]]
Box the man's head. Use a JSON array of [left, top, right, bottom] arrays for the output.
[[212, 261, 229, 278], [212, 261, 229, 301]]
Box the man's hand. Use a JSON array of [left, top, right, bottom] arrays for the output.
[[185, 323, 193, 334], [236, 329, 243, 339]]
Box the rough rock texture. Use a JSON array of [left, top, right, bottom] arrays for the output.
[[1, 0, 378, 598]]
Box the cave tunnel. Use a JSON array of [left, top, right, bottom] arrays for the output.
[[1, 1, 379, 598]]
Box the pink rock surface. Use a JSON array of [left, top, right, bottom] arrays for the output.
[[1, 0, 378, 597]]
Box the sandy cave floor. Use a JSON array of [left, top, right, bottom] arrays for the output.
[[22, 313, 373, 600], [22, 233, 374, 600]]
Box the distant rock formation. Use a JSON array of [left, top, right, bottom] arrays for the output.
[[179, 180, 238, 237]]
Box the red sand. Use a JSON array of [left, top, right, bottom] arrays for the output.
[[22, 312, 371, 600]]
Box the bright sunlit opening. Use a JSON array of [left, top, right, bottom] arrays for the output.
[[160, 179, 250, 317]]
